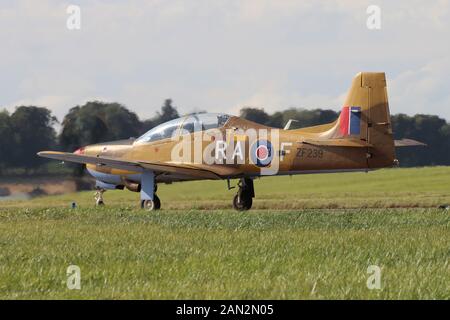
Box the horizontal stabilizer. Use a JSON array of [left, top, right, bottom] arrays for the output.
[[394, 139, 427, 147], [302, 139, 372, 148]]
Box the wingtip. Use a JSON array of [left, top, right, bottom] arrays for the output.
[[394, 139, 427, 147]]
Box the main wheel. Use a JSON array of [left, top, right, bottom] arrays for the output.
[[141, 194, 161, 211], [233, 194, 252, 211]]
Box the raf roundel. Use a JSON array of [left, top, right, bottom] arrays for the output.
[[250, 140, 273, 167], [256, 145, 268, 160]]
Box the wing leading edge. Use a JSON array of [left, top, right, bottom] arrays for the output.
[[37, 151, 223, 180]]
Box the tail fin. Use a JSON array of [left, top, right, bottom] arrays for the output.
[[291, 72, 396, 168], [334, 72, 395, 168]]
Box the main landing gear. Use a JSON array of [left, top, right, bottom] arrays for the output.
[[93, 171, 162, 211], [140, 184, 161, 211], [232, 178, 255, 211], [93, 185, 162, 210], [140, 170, 161, 211]]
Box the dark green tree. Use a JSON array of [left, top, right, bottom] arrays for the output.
[[268, 108, 338, 129], [392, 114, 450, 166], [140, 119, 155, 135], [239, 107, 339, 129], [157, 99, 179, 124], [139, 99, 180, 134], [59, 101, 141, 176], [0, 110, 14, 173], [60, 101, 141, 152], [239, 107, 270, 125], [9, 106, 57, 172]]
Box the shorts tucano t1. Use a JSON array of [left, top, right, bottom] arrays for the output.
[[38, 72, 424, 211]]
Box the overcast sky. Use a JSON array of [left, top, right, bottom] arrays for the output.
[[1, 0, 449, 122]]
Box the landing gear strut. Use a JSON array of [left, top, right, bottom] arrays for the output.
[[233, 178, 254, 211], [94, 188, 106, 206]]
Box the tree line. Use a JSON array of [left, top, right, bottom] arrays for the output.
[[0, 99, 449, 175]]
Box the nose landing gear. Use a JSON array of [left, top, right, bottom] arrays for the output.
[[232, 178, 254, 211], [94, 188, 106, 206]]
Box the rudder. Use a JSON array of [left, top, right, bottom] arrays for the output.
[[337, 72, 396, 168]]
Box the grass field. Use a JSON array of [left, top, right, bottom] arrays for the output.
[[0, 167, 449, 299]]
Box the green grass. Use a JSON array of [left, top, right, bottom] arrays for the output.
[[0, 167, 449, 299], [3, 166, 450, 210]]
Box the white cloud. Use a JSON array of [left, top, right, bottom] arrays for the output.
[[390, 57, 450, 118], [0, 0, 449, 122]]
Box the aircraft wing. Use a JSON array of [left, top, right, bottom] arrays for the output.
[[37, 151, 225, 180]]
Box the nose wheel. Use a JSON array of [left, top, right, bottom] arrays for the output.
[[94, 188, 106, 206], [232, 178, 254, 211]]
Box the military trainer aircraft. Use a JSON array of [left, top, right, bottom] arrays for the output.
[[38, 72, 424, 211]]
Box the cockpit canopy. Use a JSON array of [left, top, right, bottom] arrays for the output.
[[135, 113, 231, 144]]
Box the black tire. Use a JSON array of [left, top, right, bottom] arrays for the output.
[[233, 194, 252, 211], [153, 194, 161, 210]]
